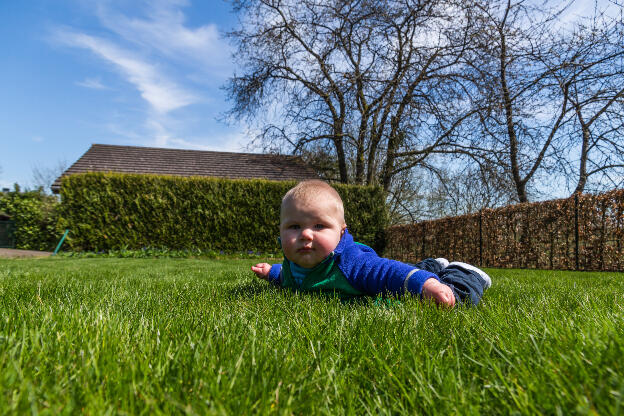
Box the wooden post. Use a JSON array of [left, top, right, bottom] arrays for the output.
[[574, 194, 579, 270], [479, 210, 483, 267], [421, 222, 426, 260]]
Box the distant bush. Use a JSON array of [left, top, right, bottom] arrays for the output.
[[58, 173, 387, 252], [0, 185, 61, 251]]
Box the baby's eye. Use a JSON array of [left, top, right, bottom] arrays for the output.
[[314, 224, 326, 229], [288, 224, 300, 230]]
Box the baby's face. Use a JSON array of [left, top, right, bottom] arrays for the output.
[[280, 195, 345, 269]]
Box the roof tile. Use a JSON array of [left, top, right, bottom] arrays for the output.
[[52, 144, 318, 193]]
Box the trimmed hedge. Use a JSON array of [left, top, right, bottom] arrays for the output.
[[58, 173, 387, 252], [0, 186, 60, 251]]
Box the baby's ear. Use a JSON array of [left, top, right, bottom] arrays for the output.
[[341, 223, 347, 235]]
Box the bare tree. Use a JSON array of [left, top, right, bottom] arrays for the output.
[[464, 0, 577, 203], [387, 158, 519, 223], [226, 0, 622, 218], [31, 160, 68, 194], [456, 0, 624, 202], [226, 0, 481, 192], [556, 7, 624, 194]]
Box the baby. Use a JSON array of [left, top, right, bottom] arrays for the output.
[[252, 180, 491, 306]]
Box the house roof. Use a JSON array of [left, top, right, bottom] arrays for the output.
[[52, 144, 319, 193]]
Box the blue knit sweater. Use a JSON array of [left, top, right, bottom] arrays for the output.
[[267, 229, 439, 297]]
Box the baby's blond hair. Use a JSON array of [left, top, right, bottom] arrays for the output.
[[281, 180, 345, 224]]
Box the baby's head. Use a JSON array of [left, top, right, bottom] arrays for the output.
[[280, 180, 346, 268]]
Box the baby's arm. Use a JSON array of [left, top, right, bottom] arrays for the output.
[[339, 246, 455, 307], [252, 263, 282, 284], [251, 263, 271, 280], [422, 278, 456, 307]]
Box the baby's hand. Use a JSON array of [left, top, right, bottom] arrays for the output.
[[422, 278, 456, 308], [251, 263, 271, 280]]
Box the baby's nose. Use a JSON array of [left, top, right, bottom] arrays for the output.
[[300, 228, 314, 239]]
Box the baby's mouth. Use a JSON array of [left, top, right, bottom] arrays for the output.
[[297, 246, 313, 252]]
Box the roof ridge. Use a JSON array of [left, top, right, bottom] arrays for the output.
[[51, 144, 319, 193], [89, 143, 301, 159]]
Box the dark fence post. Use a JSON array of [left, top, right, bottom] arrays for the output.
[[421, 222, 426, 259], [479, 210, 483, 267], [618, 198, 623, 272], [574, 194, 579, 270]]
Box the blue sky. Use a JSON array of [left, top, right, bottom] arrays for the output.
[[1, 0, 247, 190], [0, 0, 616, 191]]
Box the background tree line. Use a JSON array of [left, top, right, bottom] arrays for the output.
[[225, 0, 624, 223]]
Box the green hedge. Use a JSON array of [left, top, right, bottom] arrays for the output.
[[0, 185, 60, 251], [58, 173, 387, 252]]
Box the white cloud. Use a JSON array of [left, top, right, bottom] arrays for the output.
[[76, 77, 109, 90], [168, 137, 237, 151], [143, 117, 252, 151], [49, 1, 242, 156], [101, 113, 253, 153], [181, 129, 254, 153], [55, 30, 197, 113], [95, 0, 233, 75]]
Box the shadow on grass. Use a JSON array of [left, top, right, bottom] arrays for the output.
[[224, 281, 398, 309], [223, 281, 280, 298]]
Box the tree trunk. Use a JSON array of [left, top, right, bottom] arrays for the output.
[[333, 122, 349, 184], [499, 16, 528, 203], [381, 118, 401, 192], [573, 116, 590, 195], [354, 128, 366, 184], [366, 129, 381, 186]]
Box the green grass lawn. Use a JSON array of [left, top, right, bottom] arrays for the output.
[[0, 257, 622, 415]]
